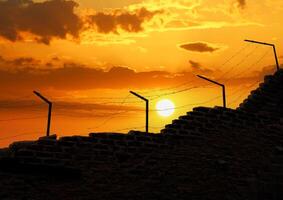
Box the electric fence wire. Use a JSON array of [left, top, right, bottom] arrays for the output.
[[147, 85, 209, 100], [0, 43, 255, 103], [0, 43, 254, 110], [138, 44, 255, 100], [216, 43, 251, 72], [86, 94, 135, 130], [221, 49, 271, 107], [150, 95, 222, 112], [140, 44, 251, 96], [0, 43, 273, 140], [60, 44, 251, 101], [59, 85, 202, 104], [68, 84, 212, 106], [86, 94, 223, 131], [228, 79, 262, 107], [89, 85, 214, 125], [0, 63, 251, 125], [223, 49, 271, 83], [0, 92, 250, 141], [216, 45, 260, 81], [0, 79, 249, 124], [131, 44, 255, 102]]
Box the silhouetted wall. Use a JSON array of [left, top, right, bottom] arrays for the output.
[[239, 69, 283, 118]]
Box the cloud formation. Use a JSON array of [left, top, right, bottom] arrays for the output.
[[0, 56, 41, 67], [0, 0, 82, 44], [0, 0, 162, 44], [189, 60, 213, 75], [0, 0, 258, 45], [189, 60, 201, 69], [0, 55, 266, 95], [0, 99, 140, 116], [0, 57, 191, 92], [180, 42, 220, 53], [237, 0, 246, 9], [87, 7, 162, 34]]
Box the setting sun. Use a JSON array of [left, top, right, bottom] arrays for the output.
[[156, 99, 175, 117]]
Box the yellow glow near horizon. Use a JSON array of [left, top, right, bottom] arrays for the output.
[[156, 99, 175, 117]]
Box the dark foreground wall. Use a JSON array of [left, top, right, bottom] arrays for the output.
[[0, 70, 282, 200]]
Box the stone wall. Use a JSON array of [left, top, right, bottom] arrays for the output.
[[0, 70, 282, 200], [238, 69, 283, 117]]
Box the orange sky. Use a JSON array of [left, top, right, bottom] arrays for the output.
[[0, 0, 282, 147]]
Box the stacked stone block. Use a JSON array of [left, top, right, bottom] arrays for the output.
[[238, 69, 283, 117]]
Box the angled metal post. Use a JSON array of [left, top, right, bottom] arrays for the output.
[[244, 39, 280, 71], [33, 91, 52, 136], [197, 75, 226, 108], [130, 91, 149, 133]]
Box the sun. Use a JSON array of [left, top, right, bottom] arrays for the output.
[[156, 99, 175, 117]]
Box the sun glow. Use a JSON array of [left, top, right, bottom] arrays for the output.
[[156, 99, 175, 117]]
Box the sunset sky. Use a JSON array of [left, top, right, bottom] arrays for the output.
[[0, 0, 282, 147]]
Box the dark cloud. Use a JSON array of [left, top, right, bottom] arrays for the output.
[[87, 7, 162, 34], [0, 0, 82, 44], [9, 57, 40, 66], [189, 60, 201, 69], [0, 1, 161, 44], [0, 57, 196, 92], [237, 0, 246, 9], [0, 55, 272, 99], [0, 56, 41, 68], [180, 42, 220, 53], [189, 60, 213, 75]]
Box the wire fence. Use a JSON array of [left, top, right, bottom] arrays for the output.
[[0, 42, 275, 145]]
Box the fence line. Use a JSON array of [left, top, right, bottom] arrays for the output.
[[216, 45, 260, 81], [223, 49, 270, 83], [0, 43, 274, 144]]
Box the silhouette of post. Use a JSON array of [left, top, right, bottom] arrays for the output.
[[244, 39, 280, 71], [130, 91, 149, 133], [197, 75, 226, 108], [33, 91, 52, 136]]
